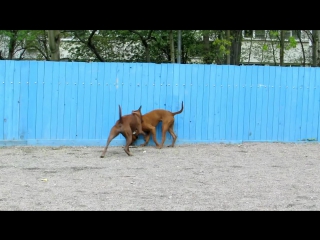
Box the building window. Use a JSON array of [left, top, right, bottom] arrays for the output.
[[268, 30, 278, 39], [292, 30, 301, 39], [244, 30, 253, 38], [243, 30, 308, 40], [255, 30, 266, 39]]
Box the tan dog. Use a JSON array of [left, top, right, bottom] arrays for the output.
[[100, 105, 146, 157], [131, 101, 184, 148]]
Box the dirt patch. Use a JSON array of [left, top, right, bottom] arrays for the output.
[[0, 142, 319, 210]]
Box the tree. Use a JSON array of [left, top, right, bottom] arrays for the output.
[[0, 30, 32, 60], [229, 30, 242, 65], [311, 30, 319, 67], [169, 30, 175, 63], [279, 30, 285, 66]]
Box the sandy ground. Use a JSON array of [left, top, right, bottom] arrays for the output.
[[0, 142, 319, 211]]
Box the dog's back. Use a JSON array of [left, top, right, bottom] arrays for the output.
[[142, 101, 184, 125], [131, 101, 183, 148]]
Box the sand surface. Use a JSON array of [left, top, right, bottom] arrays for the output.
[[0, 142, 319, 211]]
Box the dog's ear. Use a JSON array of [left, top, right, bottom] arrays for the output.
[[119, 105, 123, 123], [132, 105, 142, 115]]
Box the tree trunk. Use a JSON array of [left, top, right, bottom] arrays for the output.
[[296, 30, 306, 67], [169, 30, 175, 63], [145, 43, 150, 62], [226, 30, 230, 64], [8, 30, 18, 60], [280, 30, 285, 66], [203, 31, 211, 64], [48, 30, 60, 61], [177, 30, 181, 63], [230, 30, 242, 65], [312, 30, 319, 67]]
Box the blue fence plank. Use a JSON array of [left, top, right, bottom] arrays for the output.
[[200, 65, 210, 141], [219, 65, 229, 141], [76, 62, 86, 139], [195, 64, 204, 141], [189, 64, 199, 141], [133, 63, 143, 111], [95, 62, 105, 140], [158, 64, 167, 110], [166, 63, 174, 112], [18, 61, 29, 141], [100, 62, 110, 140], [35, 61, 46, 139], [178, 64, 187, 140], [259, 66, 269, 141], [294, 67, 304, 141], [277, 67, 287, 141], [213, 65, 222, 140], [288, 67, 299, 141], [88, 63, 98, 139], [12, 61, 21, 140], [254, 66, 263, 140], [272, 67, 282, 141], [152, 63, 161, 109], [315, 69, 320, 140], [307, 68, 318, 140], [242, 66, 252, 141], [248, 66, 259, 140], [266, 66, 275, 141], [50, 62, 60, 139], [300, 67, 310, 140], [69, 62, 79, 139], [225, 66, 235, 141], [27, 61, 38, 139], [121, 63, 130, 114], [140, 63, 150, 114], [231, 66, 240, 141], [237, 66, 247, 141], [283, 67, 296, 141], [56, 62, 66, 139], [261, 67, 275, 141], [42, 62, 53, 139], [62, 62, 73, 139], [4, 61, 15, 140], [155, 64, 168, 141], [172, 64, 182, 141], [183, 64, 192, 140], [0, 61, 5, 139], [82, 63, 93, 140], [206, 65, 215, 141]]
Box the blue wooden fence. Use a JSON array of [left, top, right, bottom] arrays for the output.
[[0, 60, 320, 146]]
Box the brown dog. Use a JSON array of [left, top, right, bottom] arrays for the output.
[[100, 105, 146, 157], [131, 101, 184, 148]]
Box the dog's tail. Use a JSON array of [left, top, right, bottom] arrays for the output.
[[119, 105, 123, 123], [172, 101, 184, 116]]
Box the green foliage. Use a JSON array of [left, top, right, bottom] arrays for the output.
[[262, 44, 268, 51], [0, 30, 309, 65], [287, 36, 297, 49]]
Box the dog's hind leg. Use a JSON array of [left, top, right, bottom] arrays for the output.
[[167, 124, 177, 147], [100, 128, 119, 158], [159, 119, 174, 149]]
